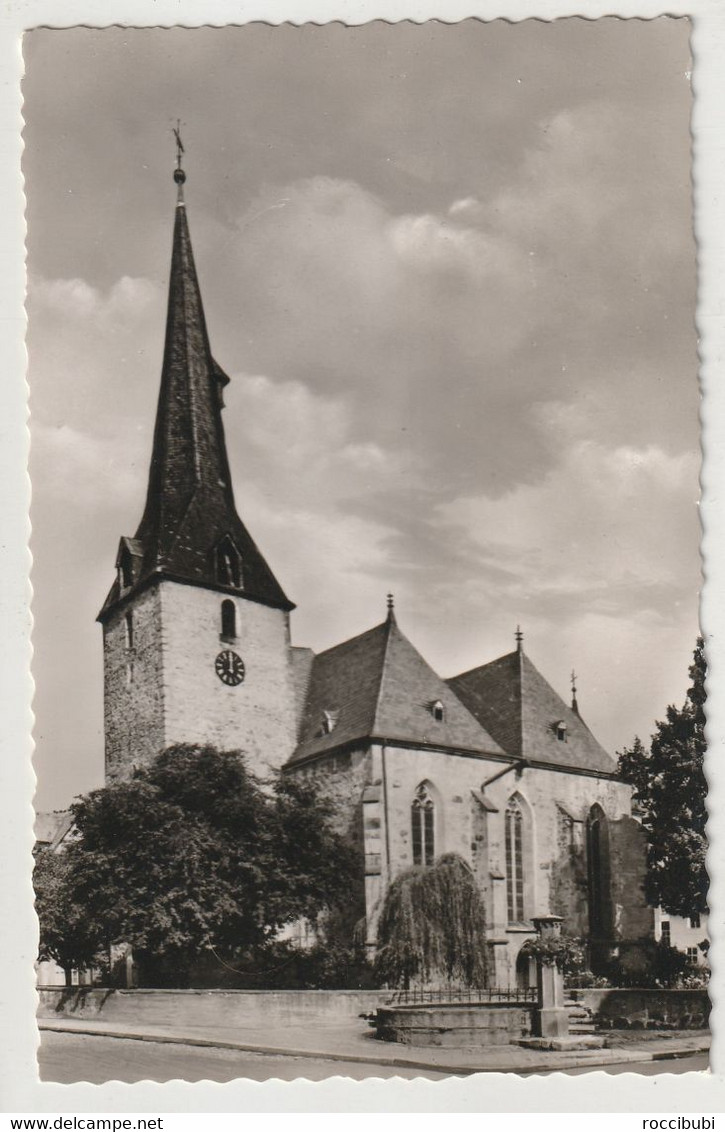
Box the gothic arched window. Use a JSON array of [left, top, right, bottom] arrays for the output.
[[505, 795, 526, 923], [221, 599, 237, 641], [412, 782, 435, 867], [587, 803, 613, 939]]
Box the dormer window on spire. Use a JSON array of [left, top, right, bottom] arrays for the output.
[[215, 535, 243, 590], [119, 550, 133, 591], [320, 710, 339, 736], [115, 537, 142, 594], [431, 699, 445, 722]]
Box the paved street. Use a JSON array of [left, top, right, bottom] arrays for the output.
[[38, 1032, 706, 1084], [38, 1032, 452, 1083], [532, 1053, 709, 1077]]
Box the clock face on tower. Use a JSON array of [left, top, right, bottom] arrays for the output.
[[215, 649, 245, 686]]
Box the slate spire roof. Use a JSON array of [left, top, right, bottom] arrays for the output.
[[289, 604, 505, 765], [99, 168, 292, 620], [447, 640, 616, 774]]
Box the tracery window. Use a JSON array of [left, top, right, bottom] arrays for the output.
[[505, 795, 525, 923], [412, 782, 435, 867]]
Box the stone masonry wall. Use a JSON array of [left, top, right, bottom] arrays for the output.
[[609, 814, 655, 940], [104, 580, 299, 782], [287, 747, 375, 936], [104, 584, 165, 781]]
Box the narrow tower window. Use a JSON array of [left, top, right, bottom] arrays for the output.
[[412, 783, 435, 867], [221, 599, 237, 641], [124, 611, 134, 650], [505, 796, 525, 923]]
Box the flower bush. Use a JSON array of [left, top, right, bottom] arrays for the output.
[[519, 934, 585, 972]]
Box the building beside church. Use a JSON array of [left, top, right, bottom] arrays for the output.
[[94, 163, 655, 987]]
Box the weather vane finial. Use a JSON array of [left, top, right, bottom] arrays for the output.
[[571, 669, 579, 714], [172, 120, 186, 192], [515, 625, 523, 650], [386, 593, 395, 618]]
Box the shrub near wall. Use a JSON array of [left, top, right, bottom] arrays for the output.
[[570, 988, 710, 1030]]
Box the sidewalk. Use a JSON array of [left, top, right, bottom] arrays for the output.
[[38, 1015, 710, 1076]]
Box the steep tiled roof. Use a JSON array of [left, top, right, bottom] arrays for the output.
[[288, 613, 504, 765], [448, 648, 616, 774], [34, 809, 73, 849], [99, 182, 292, 620]]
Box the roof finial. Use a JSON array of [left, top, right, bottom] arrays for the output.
[[172, 120, 186, 201], [571, 669, 579, 715], [386, 592, 395, 621], [515, 625, 523, 652]]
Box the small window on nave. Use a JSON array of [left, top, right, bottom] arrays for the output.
[[431, 700, 445, 722]]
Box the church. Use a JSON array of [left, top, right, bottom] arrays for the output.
[[96, 161, 654, 988]]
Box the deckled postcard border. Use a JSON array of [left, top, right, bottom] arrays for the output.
[[2, 0, 723, 1114]]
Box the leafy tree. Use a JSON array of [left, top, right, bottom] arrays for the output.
[[34, 847, 106, 985], [36, 745, 358, 983], [374, 853, 488, 989], [618, 638, 708, 918]]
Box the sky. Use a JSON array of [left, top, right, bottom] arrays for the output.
[[23, 19, 700, 812]]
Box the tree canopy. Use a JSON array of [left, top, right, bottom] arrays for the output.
[[35, 745, 358, 983], [618, 638, 708, 918], [374, 853, 488, 989]]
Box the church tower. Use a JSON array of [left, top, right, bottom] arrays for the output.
[[98, 153, 298, 782]]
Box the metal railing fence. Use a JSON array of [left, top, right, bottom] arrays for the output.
[[386, 985, 537, 1006]]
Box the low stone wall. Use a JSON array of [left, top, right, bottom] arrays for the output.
[[569, 988, 710, 1030], [38, 987, 390, 1030], [374, 1003, 534, 1047]]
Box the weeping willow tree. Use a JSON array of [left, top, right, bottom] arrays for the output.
[[374, 853, 488, 989]]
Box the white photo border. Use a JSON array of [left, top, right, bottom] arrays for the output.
[[2, 0, 723, 1114]]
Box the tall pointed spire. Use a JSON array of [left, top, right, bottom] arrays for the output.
[[99, 146, 293, 619]]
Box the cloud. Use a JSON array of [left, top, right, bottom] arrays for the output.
[[448, 197, 481, 217], [33, 275, 158, 320]]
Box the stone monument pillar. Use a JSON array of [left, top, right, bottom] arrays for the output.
[[532, 915, 569, 1038]]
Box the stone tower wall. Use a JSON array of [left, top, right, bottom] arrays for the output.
[[103, 579, 298, 782], [103, 583, 166, 782], [159, 580, 297, 779]]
